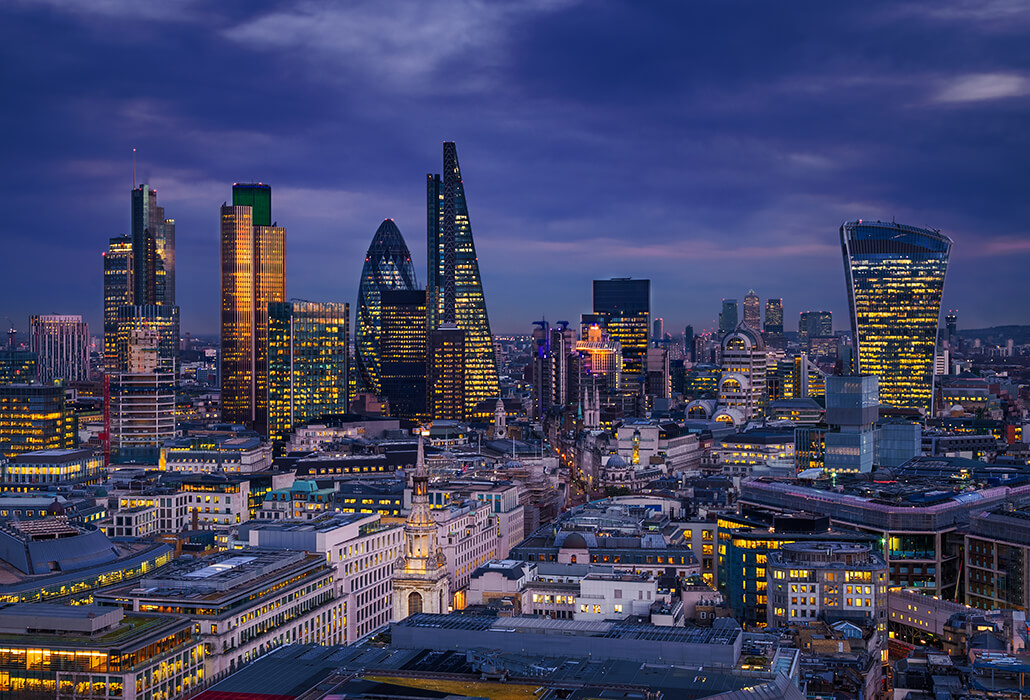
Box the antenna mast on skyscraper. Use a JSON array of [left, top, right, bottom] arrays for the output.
[[132, 147, 136, 188]]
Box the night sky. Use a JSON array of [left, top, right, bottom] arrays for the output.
[[2, 1, 1028, 339]]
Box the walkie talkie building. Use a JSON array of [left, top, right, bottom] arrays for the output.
[[840, 220, 951, 415]]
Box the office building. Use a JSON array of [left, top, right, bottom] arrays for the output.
[[379, 289, 427, 420], [0, 604, 203, 700], [575, 324, 623, 392], [355, 219, 419, 397], [841, 220, 951, 413], [684, 325, 695, 361], [267, 300, 349, 444], [739, 462, 1030, 599], [764, 298, 783, 335], [104, 185, 181, 374], [645, 345, 670, 399], [530, 319, 576, 418], [719, 299, 738, 335], [96, 549, 343, 677], [103, 234, 133, 372], [1, 448, 103, 488], [945, 311, 958, 348], [220, 183, 286, 435], [113, 304, 180, 372], [29, 314, 88, 383], [244, 513, 403, 643], [131, 184, 176, 308], [824, 374, 878, 474], [716, 324, 767, 423], [767, 542, 888, 629], [593, 278, 650, 386], [0, 383, 76, 458], [0, 350, 36, 384], [966, 506, 1030, 611], [743, 289, 760, 329], [110, 371, 176, 463], [652, 317, 664, 341], [426, 142, 499, 417], [717, 511, 874, 626], [798, 310, 832, 344], [428, 323, 464, 421]]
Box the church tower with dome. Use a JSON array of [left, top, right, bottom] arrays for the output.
[[392, 432, 450, 620]]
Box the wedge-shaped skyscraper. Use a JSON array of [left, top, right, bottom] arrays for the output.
[[356, 219, 418, 397], [427, 142, 499, 417], [841, 219, 951, 414]]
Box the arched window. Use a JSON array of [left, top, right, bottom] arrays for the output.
[[408, 591, 423, 615]]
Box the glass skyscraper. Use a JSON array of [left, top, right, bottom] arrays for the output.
[[356, 219, 418, 397], [592, 278, 650, 387], [743, 290, 760, 330], [267, 300, 349, 445], [764, 298, 783, 335], [380, 289, 427, 421], [426, 142, 499, 417], [220, 184, 286, 435], [841, 220, 951, 414]]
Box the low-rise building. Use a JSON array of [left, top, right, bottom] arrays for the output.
[[104, 505, 158, 539], [96, 549, 343, 679], [0, 604, 203, 700], [0, 448, 103, 488], [766, 541, 888, 631], [161, 436, 272, 474], [258, 480, 335, 521], [244, 513, 403, 642]]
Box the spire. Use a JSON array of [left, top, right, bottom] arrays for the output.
[[416, 430, 425, 476]]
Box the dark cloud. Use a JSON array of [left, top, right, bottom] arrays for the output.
[[0, 0, 1027, 339]]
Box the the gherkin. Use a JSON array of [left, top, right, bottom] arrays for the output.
[[356, 219, 419, 396]]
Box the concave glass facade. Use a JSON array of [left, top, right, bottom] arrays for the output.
[[841, 220, 951, 414]]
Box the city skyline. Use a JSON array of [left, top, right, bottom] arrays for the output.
[[2, 2, 1029, 337]]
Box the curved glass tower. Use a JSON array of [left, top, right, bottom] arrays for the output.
[[356, 219, 419, 396], [841, 220, 951, 414]]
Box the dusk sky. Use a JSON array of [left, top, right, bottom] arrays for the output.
[[2, 1, 1028, 339]]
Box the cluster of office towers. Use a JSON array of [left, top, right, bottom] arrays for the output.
[[91, 145, 953, 463], [217, 143, 500, 445]]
